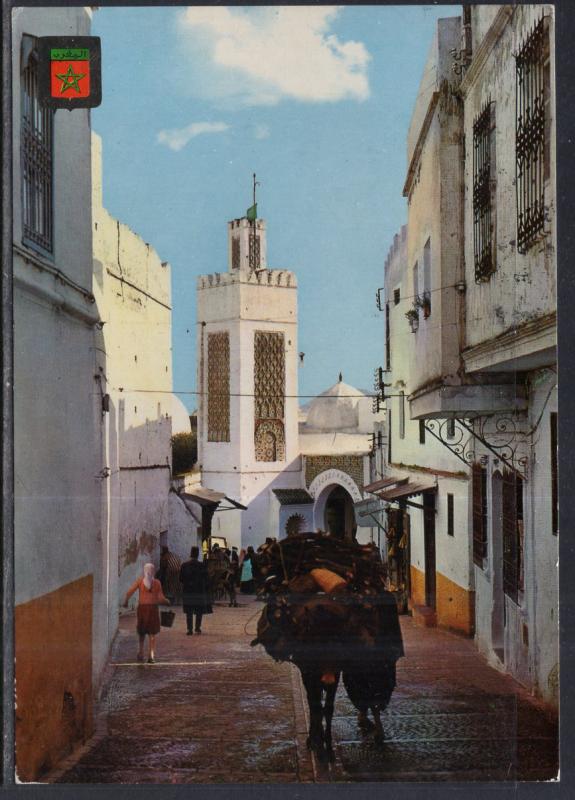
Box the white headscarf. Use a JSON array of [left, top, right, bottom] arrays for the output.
[[143, 563, 155, 590]]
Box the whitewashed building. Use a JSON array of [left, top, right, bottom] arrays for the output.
[[457, 5, 558, 704], [379, 220, 473, 632], [12, 6, 106, 781], [92, 134, 173, 622], [393, 6, 557, 705], [196, 215, 382, 550]]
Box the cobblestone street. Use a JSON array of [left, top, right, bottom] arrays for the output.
[[51, 599, 558, 784]]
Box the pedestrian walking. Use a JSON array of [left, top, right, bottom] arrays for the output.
[[123, 563, 170, 664], [231, 546, 239, 565], [159, 545, 182, 604], [240, 549, 255, 594], [180, 546, 211, 635], [224, 560, 239, 607]]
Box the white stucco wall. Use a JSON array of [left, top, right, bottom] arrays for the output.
[[12, 7, 111, 683], [92, 135, 173, 625], [404, 17, 464, 394], [463, 5, 556, 352]]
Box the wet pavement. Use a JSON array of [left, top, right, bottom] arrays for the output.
[[51, 598, 558, 784]]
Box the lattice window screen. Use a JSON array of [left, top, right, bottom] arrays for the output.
[[249, 233, 261, 271], [254, 331, 285, 461], [207, 332, 230, 442], [231, 237, 240, 269]]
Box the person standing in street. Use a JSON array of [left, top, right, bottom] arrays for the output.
[[159, 545, 182, 604], [123, 563, 170, 664], [180, 546, 210, 635], [239, 548, 255, 594]]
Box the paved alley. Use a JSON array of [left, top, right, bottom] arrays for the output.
[[51, 600, 558, 784]]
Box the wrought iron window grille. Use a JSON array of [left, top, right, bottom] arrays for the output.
[[473, 100, 496, 282], [515, 15, 550, 254], [424, 415, 530, 481], [21, 40, 54, 255]]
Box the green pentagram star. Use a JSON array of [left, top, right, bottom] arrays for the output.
[[56, 64, 86, 94]]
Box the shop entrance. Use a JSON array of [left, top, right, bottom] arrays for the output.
[[324, 485, 355, 541]]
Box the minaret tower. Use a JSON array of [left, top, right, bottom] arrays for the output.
[[196, 187, 299, 549]]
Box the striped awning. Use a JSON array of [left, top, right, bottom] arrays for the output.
[[363, 476, 409, 493], [376, 480, 437, 502]]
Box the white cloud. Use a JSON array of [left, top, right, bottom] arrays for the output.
[[254, 124, 270, 140], [177, 6, 371, 107], [157, 121, 230, 151]]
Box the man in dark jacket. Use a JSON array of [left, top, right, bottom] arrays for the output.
[[179, 546, 209, 635]]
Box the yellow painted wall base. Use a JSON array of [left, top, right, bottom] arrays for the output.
[[410, 565, 474, 635], [436, 571, 475, 635], [410, 565, 426, 607], [15, 575, 93, 782]]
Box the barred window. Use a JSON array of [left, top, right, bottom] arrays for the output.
[[473, 101, 496, 281], [472, 463, 487, 567], [516, 16, 550, 254], [21, 36, 54, 254], [502, 470, 524, 602]]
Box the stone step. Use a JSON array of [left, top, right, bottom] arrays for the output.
[[412, 605, 437, 628]]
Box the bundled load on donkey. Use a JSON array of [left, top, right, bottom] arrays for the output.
[[250, 532, 404, 762]]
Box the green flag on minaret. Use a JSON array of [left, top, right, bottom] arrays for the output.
[[246, 203, 257, 222]]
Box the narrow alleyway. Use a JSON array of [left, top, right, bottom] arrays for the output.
[[50, 600, 558, 784]]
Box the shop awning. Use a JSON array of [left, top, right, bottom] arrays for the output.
[[376, 480, 437, 502], [272, 488, 314, 505], [180, 488, 247, 511], [363, 476, 409, 493]]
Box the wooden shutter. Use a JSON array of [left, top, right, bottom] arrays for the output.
[[472, 463, 487, 566], [502, 470, 522, 603]]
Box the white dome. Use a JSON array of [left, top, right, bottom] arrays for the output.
[[304, 380, 368, 432], [170, 395, 193, 434]]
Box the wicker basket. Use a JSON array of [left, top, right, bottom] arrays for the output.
[[160, 610, 176, 628]]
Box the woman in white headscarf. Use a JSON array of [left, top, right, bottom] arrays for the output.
[[124, 562, 170, 663]]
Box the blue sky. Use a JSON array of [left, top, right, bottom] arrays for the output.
[[91, 4, 460, 411]]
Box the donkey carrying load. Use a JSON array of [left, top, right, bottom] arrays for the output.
[[250, 533, 404, 762]]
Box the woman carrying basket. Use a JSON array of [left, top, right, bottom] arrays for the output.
[[123, 563, 171, 663]]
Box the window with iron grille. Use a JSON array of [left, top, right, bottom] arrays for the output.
[[447, 418, 456, 439], [502, 470, 523, 602], [419, 419, 426, 445], [473, 100, 496, 281], [472, 463, 487, 566], [516, 16, 550, 254], [399, 392, 405, 440], [21, 36, 54, 255], [393, 288, 400, 306]]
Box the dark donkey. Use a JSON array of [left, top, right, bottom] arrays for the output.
[[253, 576, 404, 763]]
